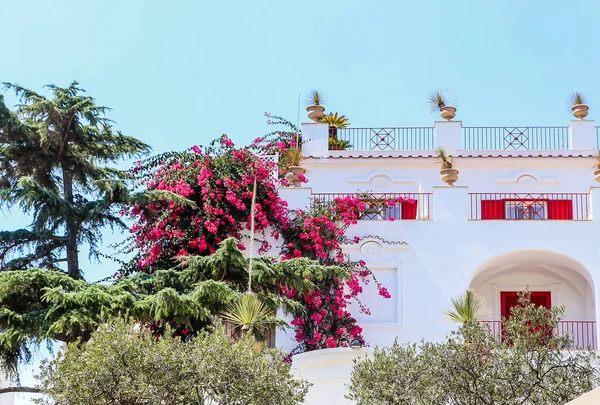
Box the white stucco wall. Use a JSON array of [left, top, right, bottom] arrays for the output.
[[0, 373, 15, 405], [287, 121, 600, 405]]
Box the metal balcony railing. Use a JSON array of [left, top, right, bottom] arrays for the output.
[[310, 192, 432, 220], [469, 193, 591, 221], [479, 320, 597, 349], [334, 127, 434, 151], [462, 126, 570, 150]]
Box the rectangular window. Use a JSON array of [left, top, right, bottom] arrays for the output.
[[505, 201, 546, 220], [480, 199, 573, 220]]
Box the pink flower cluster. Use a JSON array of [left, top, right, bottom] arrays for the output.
[[281, 195, 392, 352], [129, 126, 393, 357], [129, 142, 289, 271]]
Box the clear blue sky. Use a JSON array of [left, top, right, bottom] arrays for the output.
[[1, 0, 600, 401]]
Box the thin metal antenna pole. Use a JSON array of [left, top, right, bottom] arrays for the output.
[[247, 176, 257, 293]]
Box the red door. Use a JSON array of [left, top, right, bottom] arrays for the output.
[[501, 291, 551, 318]]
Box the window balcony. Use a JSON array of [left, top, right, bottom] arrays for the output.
[[310, 192, 432, 220], [479, 320, 597, 349], [308, 192, 591, 222], [469, 193, 591, 221]]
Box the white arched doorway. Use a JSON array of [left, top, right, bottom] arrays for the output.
[[470, 250, 596, 349]]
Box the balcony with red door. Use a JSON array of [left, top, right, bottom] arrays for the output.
[[469, 193, 591, 221], [470, 251, 596, 350]]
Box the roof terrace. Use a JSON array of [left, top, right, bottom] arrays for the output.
[[311, 122, 599, 155]]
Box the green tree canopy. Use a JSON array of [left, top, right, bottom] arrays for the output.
[[348, 293, 600, 405], [0, 82, 151, 278], [36, 319, 310, 405], [0, 238, 348, 376]]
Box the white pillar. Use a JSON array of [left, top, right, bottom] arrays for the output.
[[276, 186, 313, 351], [302, 123, 329, 158], [278, 187, 312, 211], [589, 187, 600, 222], [569, 120, 596, 150], [292, 348, 372, 405], [432, 186, 469, 222], [434, 121, 462, 153]]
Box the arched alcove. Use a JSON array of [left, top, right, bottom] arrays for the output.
[[470, 250, 596, 348]]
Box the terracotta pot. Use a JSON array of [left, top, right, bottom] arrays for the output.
[[440, 168, 459, 186], [289, 166, 306, 175], [285, 166, 306, 187], [329, 145, 343, 150], [285, 172, 300, 187], [594, 168, 600, 183], [572, 104, 589, 120], [306, 105, 325, 123], [440, 106, 457, 121]]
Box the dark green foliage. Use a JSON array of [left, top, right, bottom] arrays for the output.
[[0, 82, 151, 278], [0, 238, 348, 376], [36, 320, 310, 405]]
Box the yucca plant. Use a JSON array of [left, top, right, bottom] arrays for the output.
[[305, 90, 325, 106], [281, 148, 303, 167], [320, 112, 350, 128], [444, 289, 490, 324], [434, 147, 454, 170], [568, 92, 587, 106], [222, 293, 282, 341], [427, 90, 453, 113]]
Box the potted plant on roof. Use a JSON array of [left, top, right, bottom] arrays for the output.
[[281, 147, 305, 187], [569, 92, 589, 120], [435, 147, 459, 185], [593, 153, 600, 183], [320, 112, 350, 139], [428, 90, 457, 121], [329, 138, 352, 151], [305, 90, 325, 123]]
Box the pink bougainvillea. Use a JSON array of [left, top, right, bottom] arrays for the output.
[[128, 135, 289, 272], [280, 195, 404, 352], [127, 119, 405, 354]]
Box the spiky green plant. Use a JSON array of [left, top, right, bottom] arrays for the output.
[[568, 92, 587, 106], [434, 147, 454, 170], [281, 147, 303, 167], [305, 90, 325, 106], [329, 138, 352, 150], [427, 90, 453, 113], [222, 293, 282, 340], [443, 289, 490, 323], [320, 112, 350, 127]]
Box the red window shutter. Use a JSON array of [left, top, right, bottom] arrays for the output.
[[401, 200, 417, 220], [481, 200, 505, 219], [547, 200, 573, 220]]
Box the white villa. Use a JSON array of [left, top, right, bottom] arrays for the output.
[[279, 116, 600, 404]]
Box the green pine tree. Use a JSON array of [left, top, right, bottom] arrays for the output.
[[0, 82, 151, 278]]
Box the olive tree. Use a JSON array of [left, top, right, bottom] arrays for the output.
[[36, 320, 310, 405], [348, 293, 600, 405]]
